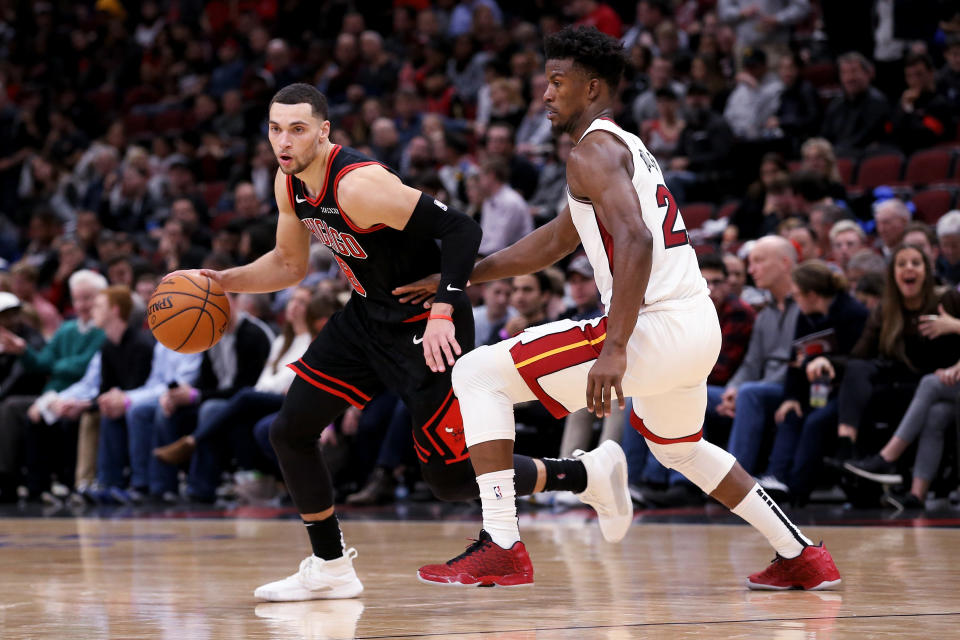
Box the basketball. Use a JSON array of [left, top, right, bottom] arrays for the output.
[[147, 273, 230, 354]]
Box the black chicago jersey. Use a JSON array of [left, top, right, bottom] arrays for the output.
[[286, 145, 443, 323]]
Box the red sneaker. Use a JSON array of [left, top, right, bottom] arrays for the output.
[[747, 543, 842, 591], [417, 530, 534, 587]]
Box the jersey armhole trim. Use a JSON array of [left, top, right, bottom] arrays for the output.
[[333, 161, 389, 234], [285, 174, 295, 210]]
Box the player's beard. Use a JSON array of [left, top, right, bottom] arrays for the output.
[[279, 151, 314, 176]]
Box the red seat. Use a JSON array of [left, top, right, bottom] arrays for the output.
[[836, 157, 855, 185], [855, 154, 903, 189], [680, 203, 714, 230], [802, 62, 838, 88], [903, 149, 953, 186], [912, 188, 956, 225], [717, 200, 739, 219]]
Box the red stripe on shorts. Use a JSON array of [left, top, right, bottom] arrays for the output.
[[630, 412, 702, 444], [510, 319, 607, 419], [287, 364, 367, 410]]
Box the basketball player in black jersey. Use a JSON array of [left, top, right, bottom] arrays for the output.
[[166, 83, 633, 601]]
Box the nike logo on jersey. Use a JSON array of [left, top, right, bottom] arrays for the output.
[[295, 195, 307, 204], [413, 335, 424, 345], [446, 284, 462, 292]]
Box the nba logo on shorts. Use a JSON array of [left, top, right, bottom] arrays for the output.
[[494, 485, 502, 499]]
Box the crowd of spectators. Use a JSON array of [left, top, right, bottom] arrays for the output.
[[1, 0, 960, 511]]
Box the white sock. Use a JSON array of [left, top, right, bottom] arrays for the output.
[[732, 483, 813, 559], [477, 469, 519, 549]]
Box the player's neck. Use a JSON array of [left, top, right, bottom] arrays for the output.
[[570, 105, 615, 142], [296, 141, 336, 196]]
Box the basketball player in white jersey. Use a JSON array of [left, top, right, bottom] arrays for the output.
[[398, 26, 841, 590]]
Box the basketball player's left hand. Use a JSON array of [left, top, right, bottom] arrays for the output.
[[421, 315, 462, 374], [586, 349, 626, 418]]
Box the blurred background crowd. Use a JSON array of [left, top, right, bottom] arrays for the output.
[[1, 0, 960, 514]]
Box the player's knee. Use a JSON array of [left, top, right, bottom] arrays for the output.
[[648, 438, 736, 494], [267, 411, 297, 449], [429, 481, 477, 502], [421, 461, 479, 502], [451, 344, 509, 397]]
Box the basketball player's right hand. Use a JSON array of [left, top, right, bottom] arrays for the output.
[[163, 268, 224, 288], [392, 274, 441, 307]]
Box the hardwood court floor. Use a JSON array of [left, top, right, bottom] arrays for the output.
[[1, 517, 958, 639]]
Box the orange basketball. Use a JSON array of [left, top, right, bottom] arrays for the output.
[[148, 274, 230, 354]]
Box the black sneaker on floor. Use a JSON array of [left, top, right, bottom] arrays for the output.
[[882, 491, 925, 512], [843, 454, 902, 484]]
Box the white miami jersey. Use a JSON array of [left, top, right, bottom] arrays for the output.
[[566, 117, 707, 311]]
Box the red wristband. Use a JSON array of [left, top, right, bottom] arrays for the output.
[[429, 314, 454, 323]]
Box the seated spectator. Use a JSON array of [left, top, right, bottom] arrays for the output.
[[723, 253, 748, 299], [808, 203, 847, 260], [0, 293, 46, 401], [845, 248, 887, 293], [763, 262, 868, 503], [640, 87, 685, 167], [131, 292, 273, 500], [483, 122, 539, 200], [828, 219, 866, 273], [828, 244, 960, 458], [786, 224, 821, 262], [772, 53, 821, 147], [150, 217, 207, 273], [571, 0, 623, 38], [473, 279, 515, 346], [632, 56, 686, 125], [9, 261, 61, 339], [723, 48, 781, 142], [0, 270, 106, 502], [91, 339, 202, 503], [151, 288, 325, 502], [20, 286, 154, 500], [890, 53, 953, 154], [800, 139, 848, 203], [845, 350, 960, 510], [935, 210, 960, 285], [902, 221, 938, 268], [853, 271, 885, 311], [527, 133, 572, 225], [515, 74, 553, 162], [716, 236, 799, 475], [665, 83, 735, 204], [476, 158, 532, 257], [500, 271, 554, 339], [873, 199, 910, 259], [820, 52, 892, 157]]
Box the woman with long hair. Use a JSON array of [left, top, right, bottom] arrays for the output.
[[808, 245, 960, 467], [762, 261, 868, 503]]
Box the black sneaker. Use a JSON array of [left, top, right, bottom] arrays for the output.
[[882, 491, 925, 512], [843, 454, 902, 484]]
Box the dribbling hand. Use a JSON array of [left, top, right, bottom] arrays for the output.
[[163, 268, 224, 288]]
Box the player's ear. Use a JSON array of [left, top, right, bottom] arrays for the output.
[[587, 77, 601, 101], [319, 119, 331, 141]]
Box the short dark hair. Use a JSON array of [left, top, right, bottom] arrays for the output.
[[904, 52, 934, 71], [544, 26, 626, 91], [698, 252, 727, 276], [481, 158, 511, 183], [269, 83, 329, 121]]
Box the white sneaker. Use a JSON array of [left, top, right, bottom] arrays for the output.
[[758, 475, 789, 495], [573, 440, 633, 542], [254, 549, 363, 601], [255, 599, 365, 639]]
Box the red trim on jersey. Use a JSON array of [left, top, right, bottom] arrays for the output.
[[594, 214, 616, 275], [296, 145, 342, 205], [598, 117, 621, 128], [287, 363, 366, 410], [333, 161, 389, 234], [630, 412, 702, 444], [509, 319, 608, 419], [402, 311, 431, 323], [292, 358, 373, 401], [285, 174, 295, 210], [413, 440, 430, 463]]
